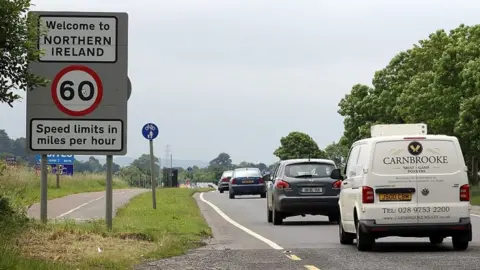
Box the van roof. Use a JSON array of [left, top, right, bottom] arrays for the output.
[[354, 134, 459, 145], [280, 158, 336, 165]]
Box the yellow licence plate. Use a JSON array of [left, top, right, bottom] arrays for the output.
[[242, 180, 254, 184], [378, 193, 412, 201]]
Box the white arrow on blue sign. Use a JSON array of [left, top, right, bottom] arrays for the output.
[[142, 123, 159, 140]]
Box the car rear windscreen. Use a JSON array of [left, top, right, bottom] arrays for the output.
[[284, 162, 335, 178], [222, 171, 233, 178], [233, 169, 261, 178], [372, 139, 462, 175]]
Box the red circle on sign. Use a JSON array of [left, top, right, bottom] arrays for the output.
[[51, 65, 103, 117]]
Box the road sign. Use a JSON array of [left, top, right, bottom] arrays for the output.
[[51, 65, 103, 116], [35, 154, 75, 165], [26, 11, 128, 156], [142, 123, 159, 140], [187, 167, 193, 172]]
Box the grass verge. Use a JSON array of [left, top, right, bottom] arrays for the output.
[[471, 185, 480, 206], [1, 188, 213, 270], [0, 165, 128, 206]]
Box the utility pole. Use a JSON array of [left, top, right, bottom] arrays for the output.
[[164, 144, 171, 186]]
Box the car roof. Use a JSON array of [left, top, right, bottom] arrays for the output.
[[234, 167, 260, 170], [280, 158, 335, 166]]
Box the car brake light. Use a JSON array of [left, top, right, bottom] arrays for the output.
[[259, 177, 264, 184], [231, 178, 236, 184], [332, 180, 342, 189], [403, 137, 426, 140], [460, 184, 470, 201], [275, 180, 290, 189], [362, 186, 374, 203], [221, 178, 228, 182]]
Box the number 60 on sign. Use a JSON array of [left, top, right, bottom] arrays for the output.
[[51, 65, 103, 117]]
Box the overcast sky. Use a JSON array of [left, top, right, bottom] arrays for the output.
[[1, 0, 478, 164]]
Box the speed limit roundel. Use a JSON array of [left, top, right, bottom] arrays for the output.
[[51, 65, 103, 116]]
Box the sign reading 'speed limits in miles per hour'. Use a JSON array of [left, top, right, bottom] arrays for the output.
[[26, 11, 128, 156]]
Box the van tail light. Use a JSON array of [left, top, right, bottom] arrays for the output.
[[362, 186, 375, 203], [258, 177, 264, 184], [221, 177, 229, 182], [275, 180, 290, 189], [332, 180, 342, 189], [460, 184, 470, 201], [231, 178, 236, 184]]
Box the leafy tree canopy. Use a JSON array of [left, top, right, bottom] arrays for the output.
[[273, 131, 326, 161]]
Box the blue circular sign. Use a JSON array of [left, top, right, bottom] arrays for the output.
[[142, 123, 159, 140]]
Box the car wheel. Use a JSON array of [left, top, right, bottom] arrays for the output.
[[260, 193, 266, 198], [339, 217, 355, 245], [356, 221, 374, 251], [229, 193, 235, 199], [219, 189, 224, 193], [267, 203, 273, 223], [429, 236, 444, 245], [272, 205, 283, 225], [328, 214, 340, 224], [452, 235, 469, 251]]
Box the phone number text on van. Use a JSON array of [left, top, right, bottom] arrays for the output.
[[382, 206, 450, 214]]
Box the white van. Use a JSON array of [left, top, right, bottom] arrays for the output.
[[337, 124, 472, 251]]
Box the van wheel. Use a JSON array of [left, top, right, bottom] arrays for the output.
[[272, 206, 283, 225], [229, 193, 235, 199], [339, 217, 355, 245], [260, 193, 266, 198], [429, 236, 443, 244], [452, 236, 469, 251], [356, 222, 374, 251]]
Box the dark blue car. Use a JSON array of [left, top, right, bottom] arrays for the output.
[[229, 167, 266, 199]]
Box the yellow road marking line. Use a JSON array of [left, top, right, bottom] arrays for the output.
[[285, 254, 302, 260], [304, 265, 320, 270]]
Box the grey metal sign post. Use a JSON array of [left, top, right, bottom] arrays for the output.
[[142, 123, 159, 209], [26, 11, 129, 229]]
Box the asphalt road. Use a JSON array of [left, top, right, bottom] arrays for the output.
[[140, 190, 480, 270], [27, 188, 148, 221]]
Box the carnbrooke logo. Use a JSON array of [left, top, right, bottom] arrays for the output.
[[383, 156, 448, 165]]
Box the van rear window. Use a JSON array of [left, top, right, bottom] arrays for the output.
[[372, 139, 462, 175]]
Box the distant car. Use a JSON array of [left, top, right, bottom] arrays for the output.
[[229, 167, 266, 199], [218, 170, 233, 193], [266, 159, 341, 225]]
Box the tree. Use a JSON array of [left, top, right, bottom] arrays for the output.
[[273, 131, 326, 160], [324, 141, 349, 172], [209, 152, 233, 168], [1, 0, 48, 106], [131, 154, 160, 175]]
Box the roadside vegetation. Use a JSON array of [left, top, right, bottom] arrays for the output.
[[0, 163, 213, 269]]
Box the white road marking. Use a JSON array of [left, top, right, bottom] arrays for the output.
[[57, 196, 105, 218], [56, 191, 128, 218], [471, 213, 480, 218], [199, 192, 284, 250]]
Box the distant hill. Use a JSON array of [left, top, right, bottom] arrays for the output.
[[74, 155, 209, 169]]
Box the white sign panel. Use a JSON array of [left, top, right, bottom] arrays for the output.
[[38, 16, 118, 62], [30, 119, 123, 151]]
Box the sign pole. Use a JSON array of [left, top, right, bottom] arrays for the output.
[[150, 139, 157, 209], [40, 154, 48, 223], [141, 122, 159, 207], [105, 155, 113, 230]]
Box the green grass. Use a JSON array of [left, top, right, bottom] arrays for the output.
[[470, 185, 480, 206], [0, 165, 128, 207], [0, 188, 213, 270]]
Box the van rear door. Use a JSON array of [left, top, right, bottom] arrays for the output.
[[370, 139, 419, 225], [413, 137, 469, 224]]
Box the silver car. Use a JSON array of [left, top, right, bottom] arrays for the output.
[[266, 159, 342, 225], [218, 170, 233, 193]]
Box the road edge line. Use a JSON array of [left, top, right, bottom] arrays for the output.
[[199, 192, 284, 250], [57, 196, 105, 218]]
